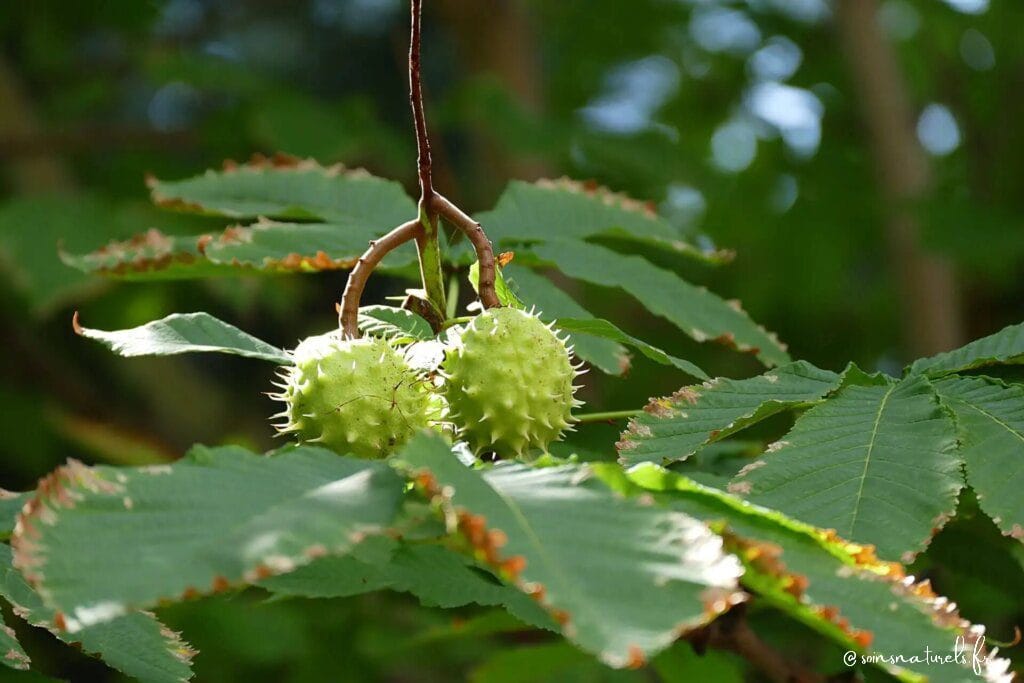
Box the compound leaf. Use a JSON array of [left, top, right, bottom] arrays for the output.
[[394, 433, 744, 668], [74, 312, 292, 364], [617, 362, 840, 466], [11, 446, 404, 630], [731, 374, 962, 562]]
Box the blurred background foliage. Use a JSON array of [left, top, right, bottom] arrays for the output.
[[0, 0, 1022, 680]]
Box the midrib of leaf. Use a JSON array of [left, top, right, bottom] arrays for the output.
[[945, 394, 1024, 501], [847, 384, 895, 539], [953, 396, 1024, 444]]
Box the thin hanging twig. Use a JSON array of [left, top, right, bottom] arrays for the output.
[[410, 0, 433, 204]]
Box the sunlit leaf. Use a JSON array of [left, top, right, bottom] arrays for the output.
[[11, 446, 404, 630], [731, 374, 962, 562], [394, 433, 744, 668], [0, 546, 193, 682], [73, 312, 291, 364]]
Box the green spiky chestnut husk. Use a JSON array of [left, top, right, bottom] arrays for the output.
[[443, 307, 582, 456], [271, 333, 435, 458]]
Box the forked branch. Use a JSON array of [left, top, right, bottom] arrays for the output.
[[336, 0, 502, 336]]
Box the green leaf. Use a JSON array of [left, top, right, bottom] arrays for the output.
[[0, 546, 193, 682], [149, 158, 417, 226], [731, 374, 962, 562], [475, 180, 730, 265], [11, 445, 404, 629], [629, 467, 1006, 683], [529, 240, 790, 367], [503, 265, 627, 376], [617, 362, 840, 466], [60, 229, 232, 281], [74, 312, 292, 364], [909, 321, 1024, 377], [358, 306, 434, 341], [394, 433, 744, 668], [468, 260, 524, 309], [933, 376, 1024, 541], [263, 540, 554, 629], [0, 491, 30, 540], [200, 221, 416, 272], [554, 318, 707, 380], [62, 221, 418, 280], [0, 617, 30, 671]]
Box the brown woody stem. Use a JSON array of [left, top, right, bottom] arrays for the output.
[[408, 0, 446, 322], [338, 220, 422, 338], [431, 193, 500, 309], [410, 0, 433, 204]]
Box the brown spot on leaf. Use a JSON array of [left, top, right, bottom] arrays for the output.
[[304, 544, 328, 559], [12, 460, 123, 585], [726, 481, 752, 495], [499, 555, 527, 578], [4, 647, 29, 670], [712, 332, 737, 349], [211, 576, 231, 593], [53, 612, 67, 631], [643, 398, 675, 418], [625, 646, 647, 669], [617, 352, 632, 376], [671, 387, 701, 405]]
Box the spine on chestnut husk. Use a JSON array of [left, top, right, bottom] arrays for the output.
[[270, 333, 437, 458], [442, 307, 584, 457]]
